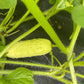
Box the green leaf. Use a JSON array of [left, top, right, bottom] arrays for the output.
[[64, 6, 73, 13], [0, 78, 9, 84], [49, 0, 56, 4], [3, 67, 34, 84], [0, 0, 17, 9], [72, 5, 84, 28], [72, 0, 82, 6]]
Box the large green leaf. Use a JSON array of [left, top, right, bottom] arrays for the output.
[[72, 5, 84, 28], [2, 67, 34, 84], [0, 0, 17, 9], [0, 78, 9, 84], [72, 0, 82, 6]]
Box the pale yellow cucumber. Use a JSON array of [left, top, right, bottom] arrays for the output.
[[7, 38, 52, 58]]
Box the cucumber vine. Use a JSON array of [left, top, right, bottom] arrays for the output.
[[0, 0, 84, 84]]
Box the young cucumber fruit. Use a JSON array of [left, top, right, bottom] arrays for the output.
[[7, 38, 52, 58]]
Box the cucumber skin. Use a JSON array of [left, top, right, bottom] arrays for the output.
[[7, 38, 52, 58]]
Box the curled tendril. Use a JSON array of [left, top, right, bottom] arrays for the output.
[[0, 12, 8, 16]]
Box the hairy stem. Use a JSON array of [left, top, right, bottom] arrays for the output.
[[0, 60, 59, 69], [67, 25, 81, 84], [6, 10, 30, 34], [1, 8, 15, 26]]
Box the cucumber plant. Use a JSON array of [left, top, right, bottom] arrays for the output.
[[0, 0, 84, 84]]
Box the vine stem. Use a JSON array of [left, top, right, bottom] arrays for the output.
[[68, 25, 81, 53], [0, 60, 59, 69], [6, 0, 39, 34], [33, 71, 72, 84], [0, 34, 5, 46], [70, 0, 74, 4], [0, 70, 72, 84], [6, 10, 30, 34], [1, 8, 15, 26], [22, 0, 67, 54], [68, 57, 77, 84], [83, 0, 84, 5], [67, 25, 81, 84], [0, 34, 6, 78]]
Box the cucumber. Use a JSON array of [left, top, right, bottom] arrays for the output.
[[7, 38, 52, 58]]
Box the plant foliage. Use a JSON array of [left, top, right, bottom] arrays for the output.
[[0, 0, 17, 9]]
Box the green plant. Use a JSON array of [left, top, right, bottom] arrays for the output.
[[0, 0, 84, 84]]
